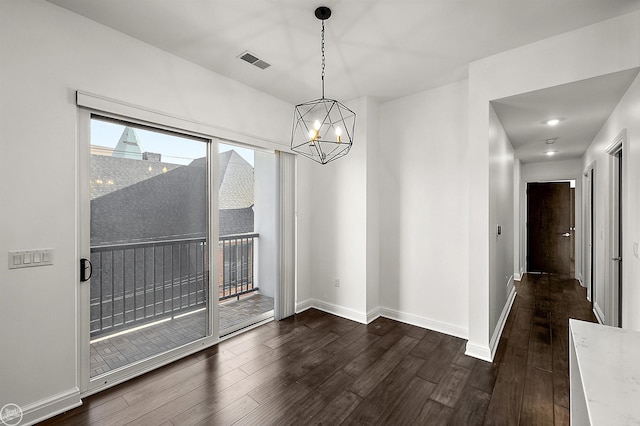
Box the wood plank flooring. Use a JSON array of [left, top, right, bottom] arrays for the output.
[[40, 274, 596, 425]]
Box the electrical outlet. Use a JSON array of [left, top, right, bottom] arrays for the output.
[[335, 278, 340, 287]]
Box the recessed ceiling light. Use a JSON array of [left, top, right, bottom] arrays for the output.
[[544, 118, 561, 126], [546, 151, 557, 156]]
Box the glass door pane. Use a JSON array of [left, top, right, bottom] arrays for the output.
[[89, 117, 208, 378], [218, 143, 275, 335]]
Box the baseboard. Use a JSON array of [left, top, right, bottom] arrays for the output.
[[366, 306, 382, 324], [465, 341, 493, 362], [380, 307, 468, 340], [19, 387, 82, 426], [295, 298, 314, 313], [489, 285, 517, 358], [466, 285, 516, 363], [593, 304, 605, 325], [302, 300, 468, 341], [514, 268, 524, 281], [308, 299, 368, 324]]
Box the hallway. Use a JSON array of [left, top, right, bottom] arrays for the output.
[[484, 273, 597, 425], [40, 274, 595, 425]]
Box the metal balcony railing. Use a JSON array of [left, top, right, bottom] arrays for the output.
[[219, 233, 258, 301], [90, 233, 258, 338]]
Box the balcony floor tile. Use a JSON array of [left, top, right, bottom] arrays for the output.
[[89, 293, 273, 378]]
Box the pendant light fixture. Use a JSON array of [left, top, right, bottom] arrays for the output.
[[291, 6, 356, 165]]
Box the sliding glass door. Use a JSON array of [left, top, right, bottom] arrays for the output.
[[217, 143, 275, 336], [87, 116, 209, 380]]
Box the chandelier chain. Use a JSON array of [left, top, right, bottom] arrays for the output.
[[321, 20, 325, 99]]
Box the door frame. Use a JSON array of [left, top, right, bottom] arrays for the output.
[[77, 106, 220, 396], [605, 129, 626, 327], [582, 163, 596, 307]]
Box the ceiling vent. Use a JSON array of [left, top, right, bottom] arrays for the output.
[[238, 51, 271, 69]]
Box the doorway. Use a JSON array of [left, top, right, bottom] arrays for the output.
[[217, 142, 276, 336], [527, 182, 574, 275]]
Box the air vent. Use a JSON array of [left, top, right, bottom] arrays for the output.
[[238, 51, 271, 69]]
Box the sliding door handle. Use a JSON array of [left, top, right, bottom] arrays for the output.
[[611, 257, 622, 262], [80, 258, 93, 282]]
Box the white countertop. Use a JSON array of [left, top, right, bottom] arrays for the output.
[[570, 319, 640, 425]]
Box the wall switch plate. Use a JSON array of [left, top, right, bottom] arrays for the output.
[[8, 249, 54, 269], [634, 242, 639, 258], [335, 278, 340, 287]]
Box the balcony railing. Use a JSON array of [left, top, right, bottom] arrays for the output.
[[90, 233, 258, 338], [219, 233, 258, 301]]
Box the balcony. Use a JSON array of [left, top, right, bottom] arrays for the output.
[[89, 233, 273, 378]]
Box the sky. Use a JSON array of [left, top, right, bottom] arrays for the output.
[[91, 119, 255, 166]]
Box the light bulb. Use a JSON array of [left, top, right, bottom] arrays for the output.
[[313, 120, 321, 130], [335, 127, 342, 143]]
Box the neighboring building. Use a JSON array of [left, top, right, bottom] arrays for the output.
[[218, 150, 254, 237], [90, 128, 255, 245], [112, 126, 144, 160]]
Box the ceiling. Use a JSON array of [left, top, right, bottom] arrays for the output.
[[492, 68, 640, 164], [47, 0, 640, 163]]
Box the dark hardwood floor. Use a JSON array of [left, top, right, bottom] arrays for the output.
[[40, 274, 596, 425]]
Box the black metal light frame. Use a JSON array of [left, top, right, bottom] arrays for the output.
[[291, 6, 356, 165]]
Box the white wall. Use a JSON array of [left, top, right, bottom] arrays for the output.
[[582, 72, 640, 330], [365, 99, 381, 319], [467, 11, 640, 360], [378, 80, 469, 338], [295, 160, 313, 309], [0, 0, 291, 422], [299, 98, 369, 321], [488, 105, 515, 347], [519, 159, 584, 282]]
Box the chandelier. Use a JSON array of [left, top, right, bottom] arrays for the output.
[[291, 6, 356, 165]]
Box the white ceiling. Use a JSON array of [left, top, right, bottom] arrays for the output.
[[47, 0, 640, 163], [492, 68, 640, 164]]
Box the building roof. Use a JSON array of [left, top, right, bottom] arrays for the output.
[[91, 155, 181, 199], [91, 149, 255, 245], [218, 150, 253, 209], [91, 159, 207, 245]]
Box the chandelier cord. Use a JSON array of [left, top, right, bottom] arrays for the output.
[[321, 20, 325, 99]]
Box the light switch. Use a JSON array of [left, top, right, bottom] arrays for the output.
[[634, 242, 639, 259], [8, 249, 54, 269]]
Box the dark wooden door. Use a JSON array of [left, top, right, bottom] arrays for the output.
[[527, 182, 572, 274]]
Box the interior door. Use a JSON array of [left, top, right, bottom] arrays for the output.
[[527, 182, 572, 274]]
